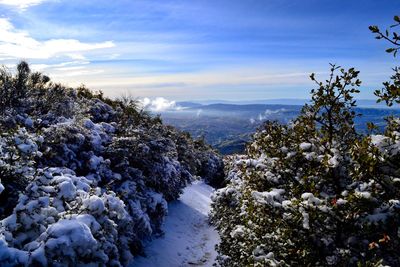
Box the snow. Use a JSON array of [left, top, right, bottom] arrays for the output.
[[371, 135, 388, 147], [40, 218, 100, 262], [252, 188, 285, 208], [300, 207, 310, 230], [43, 219, 97, 251], [336, 198, 347, 205], [355, 191, 371, 199], [0, 237, 29, 266], [299, 142, 312, 151], [230, 225, 245, 238], [371, 133, 400, 155], [148, 191, 168, 212], [24, 117, 33, 128], [58, 180, 76, 200], [88, 155, 103, 170], [83, 195, 105, 215], [133, 181, 220, 267], [17, 142, 37, 154], [328, 155, 339, 168], [301, 192, 322, 205]]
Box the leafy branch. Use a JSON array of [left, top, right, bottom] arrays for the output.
[[369, 15, 400, 57]]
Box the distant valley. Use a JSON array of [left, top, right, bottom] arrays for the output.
[[159, 101, 400, 155]]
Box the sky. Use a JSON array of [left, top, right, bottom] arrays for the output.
[[0, 0, 398, 101]]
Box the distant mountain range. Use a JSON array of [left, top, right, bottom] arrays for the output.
[[159, 101, 400, 155], [179, 99, 395, 108]]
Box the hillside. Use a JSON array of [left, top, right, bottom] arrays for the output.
[[0, 62, 224, 266]]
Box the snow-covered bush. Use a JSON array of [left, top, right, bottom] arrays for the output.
[[211, 65, 400, 266], [0, 62, 223, 266], [0, 128, 41, 218], [0, 167, 134, 265]]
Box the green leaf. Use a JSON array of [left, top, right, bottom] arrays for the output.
[[368, 25, 379, 33]]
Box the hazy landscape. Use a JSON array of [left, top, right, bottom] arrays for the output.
[[159, 101, 400, 154]]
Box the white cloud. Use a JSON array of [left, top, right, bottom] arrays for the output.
[[139, 97, 182, 112], [196, 109, 202, 117], [0, 0, 49, 10], [0, 18, 114, 60], [31, 60, 90, 71], [80, 66, 315, 91], [257, 108, 286, 121], [52, 68, 104, 77], [66, 53, 87, 60]]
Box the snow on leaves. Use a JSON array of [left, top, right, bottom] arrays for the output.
[[211, 67, 400, 266]]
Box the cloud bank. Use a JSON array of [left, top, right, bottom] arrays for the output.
[[139, 97, 183, 112], [0, 18, 114, 60], [0, 0, 48, 10], [250, 108, 287, 123]]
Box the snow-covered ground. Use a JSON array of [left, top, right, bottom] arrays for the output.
[[132, 181, 220, 267]]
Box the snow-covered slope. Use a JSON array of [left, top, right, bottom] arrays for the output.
[[0, 62, 225, 266], [133, 181, 220, 267]]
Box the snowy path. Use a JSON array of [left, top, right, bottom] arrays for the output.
[[132, 181, 220, 267]]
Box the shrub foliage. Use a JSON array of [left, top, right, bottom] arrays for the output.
[[211, 16, 400, 266]]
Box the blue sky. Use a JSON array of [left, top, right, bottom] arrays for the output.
[[0, 0, 398, 101]]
